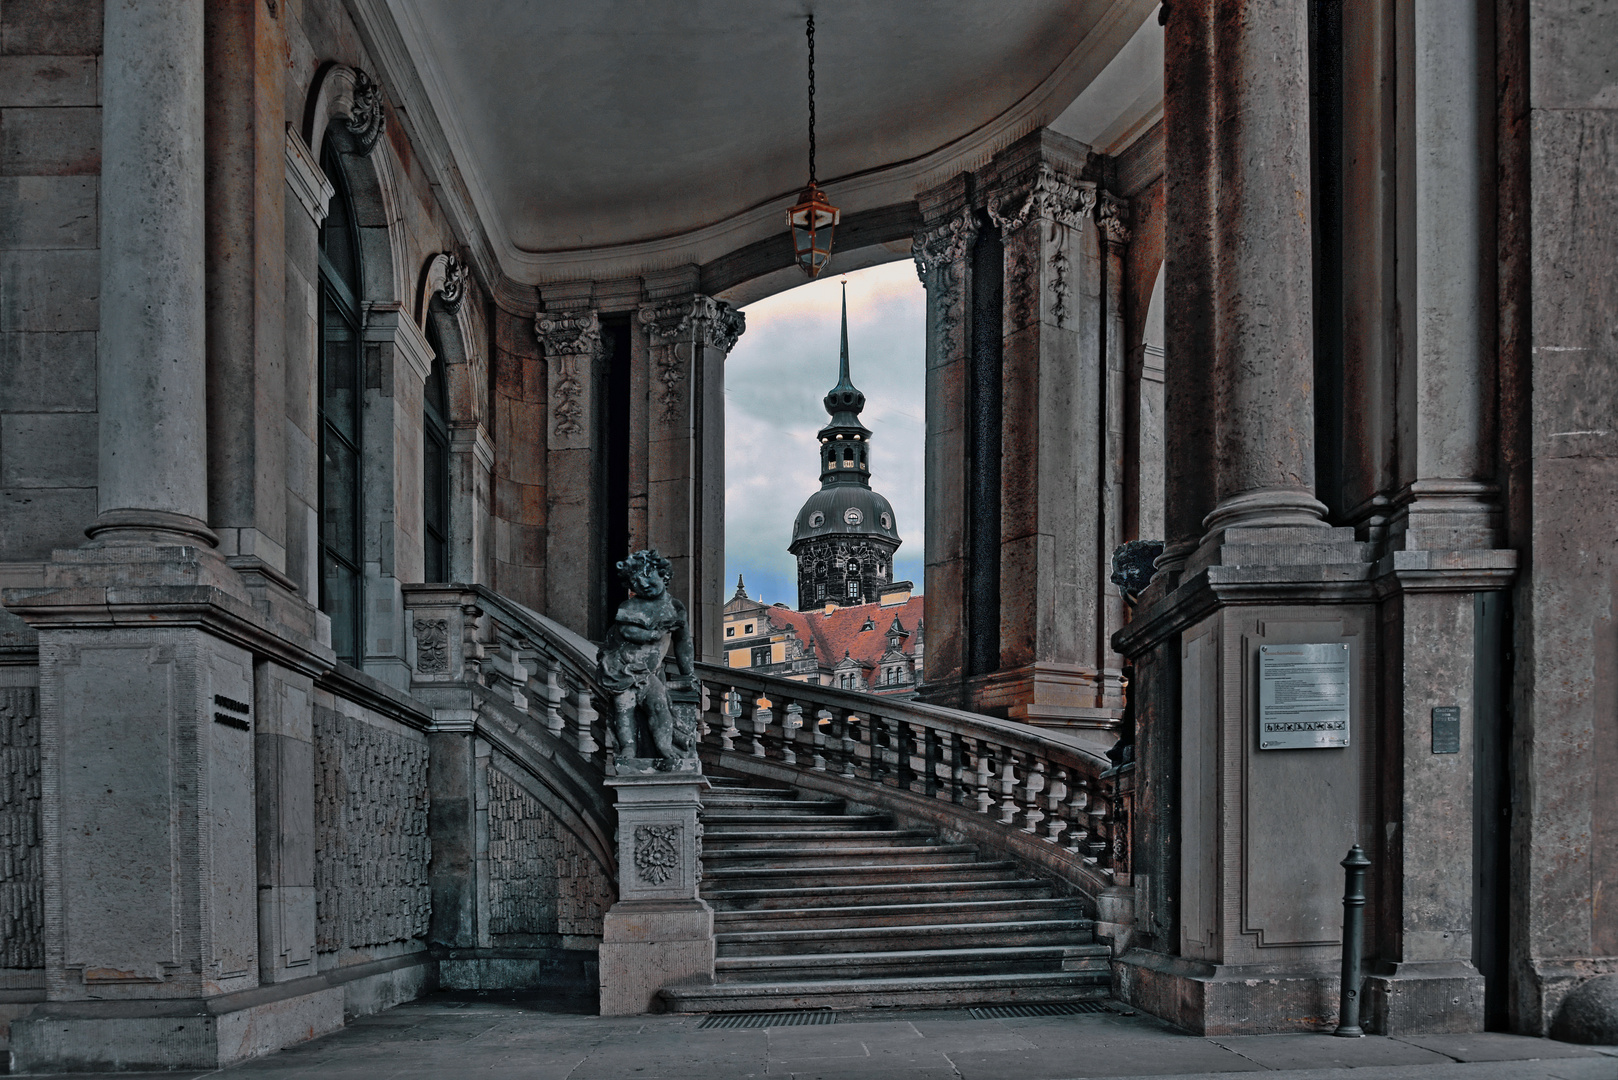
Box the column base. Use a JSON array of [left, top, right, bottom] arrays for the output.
[[599, 900, 715, 1016], [1364, 961, 1485, 1035], [1116, 948, 1339, 1035]]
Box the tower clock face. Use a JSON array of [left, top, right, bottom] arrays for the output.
[[844, 507, 863, 526]]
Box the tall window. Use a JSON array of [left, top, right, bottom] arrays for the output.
[[318, 144, 364, 664], [422, 320, 450, 582]]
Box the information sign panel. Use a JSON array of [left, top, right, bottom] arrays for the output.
[[1258, 643, 1350, 750]]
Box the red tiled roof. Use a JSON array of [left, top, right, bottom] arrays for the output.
[[763, 596, 923, 671]]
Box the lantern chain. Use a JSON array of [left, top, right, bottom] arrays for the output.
[[807, 13, 817, 185]]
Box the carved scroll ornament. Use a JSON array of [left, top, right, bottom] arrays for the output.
[[987, 164, 1097, 234], [536, 310, 601, 438]]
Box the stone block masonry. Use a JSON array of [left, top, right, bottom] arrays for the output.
[[488, 766, 612, 941], [0, 682, 41, 969], [313, 707, 430, 954]]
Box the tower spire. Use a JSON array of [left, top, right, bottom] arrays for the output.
[[839, 280, 850, 387]]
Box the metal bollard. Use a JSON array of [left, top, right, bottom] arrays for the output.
[[1333, 844, 1372, 1037]]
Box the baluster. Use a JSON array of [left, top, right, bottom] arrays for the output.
[[750, 697, 770, 758], [1019, 759, 1047, 834], [572, 686, 599, 756], [1065, 779, 1091, 855], [1043, 769, 1069, 844], [997, 752, 1019, 826], [720, 689, 741, 752], [542, 656, 565, 740], [847, 714, 870, 780], [1087, 798, 1110, 868], [921, 726, 942, 799], [885, 716, 909, 789], [810, 708, 829, 771], [973, 742, 995, 814], [780, 701, 801, 766], [734, 692, 756, 757], [460, 603, 484, 682]]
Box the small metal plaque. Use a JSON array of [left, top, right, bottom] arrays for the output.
[[1258, 643, 1351, 750], [1431, 706, 1461, 754]]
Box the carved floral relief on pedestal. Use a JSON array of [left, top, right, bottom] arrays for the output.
[[633, 823, 681, 886], [413, 618, 449, 674]]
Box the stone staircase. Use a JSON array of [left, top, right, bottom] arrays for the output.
[[659, 774, 1112, 1012]]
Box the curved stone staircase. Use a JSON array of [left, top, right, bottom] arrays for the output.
[[660, 773, 1111, 1012]]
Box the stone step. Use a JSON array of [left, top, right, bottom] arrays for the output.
[[711, 897, 1085, 932], [702, 829, 938, 848], [715, 918, 1096, 956], [700, 793, 821, 805], [660, 970, 1112, 1013], [716, 944, 1111, 982], [701, 861, 1020, 889], [699, 811, 892, 828], [704, 878, 1054, 910], [701, 845, 981, 870]]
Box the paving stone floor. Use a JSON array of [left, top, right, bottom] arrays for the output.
[[20, 993, 1618, 1080]]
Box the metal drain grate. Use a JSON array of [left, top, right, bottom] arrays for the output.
[[971, 1001, 1110, 1020], [698, 1009, 837, 1029]]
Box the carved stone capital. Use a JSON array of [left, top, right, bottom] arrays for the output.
[[1096, 193, 1132, 248], [986, 164, 1096, 233], [535, 309, 601, 359], [637, 295, 745, 352], [425, 251, 471, 313], [911, 209, 978, 282]]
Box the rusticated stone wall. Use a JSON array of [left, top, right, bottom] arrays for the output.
[[488, 766, 612, 940], [0, 684, 41, 968], [313, 707, 430, 953]]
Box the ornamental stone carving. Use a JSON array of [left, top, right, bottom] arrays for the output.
[[598, 549, 698, 766], [536, 310, 601, 438], [637, 296, 744, 424], [427, 251, 471, 313], [911, 209, 977, 281], [633, 824, 681, 886], [986, 164, 1096, 233], [1096, 194, 1132, 248], [413, 618, 449, 674], [344, 68, 386, 155]]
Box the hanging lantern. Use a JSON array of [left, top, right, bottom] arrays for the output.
[[788, 182, 839, 278], [789, 14, 839, 277]]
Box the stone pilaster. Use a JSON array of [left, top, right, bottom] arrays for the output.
[[637, 292, 744, 663], [360, 303, 436, 692], [537, 306, 602, 635], [912, 191, 976, 689], [599, 755, 713, 1016]]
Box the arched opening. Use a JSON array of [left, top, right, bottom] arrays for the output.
[[318, 140, 365, 664]]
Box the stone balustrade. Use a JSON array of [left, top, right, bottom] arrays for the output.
[[692, 661, 1130, 895]]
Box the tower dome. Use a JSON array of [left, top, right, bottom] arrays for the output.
[[789, 285, 902, 610]]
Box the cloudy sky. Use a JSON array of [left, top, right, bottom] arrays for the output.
[[725, 260, 925, 608]]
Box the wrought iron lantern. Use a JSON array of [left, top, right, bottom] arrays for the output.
[[788, 14, 839, 277]]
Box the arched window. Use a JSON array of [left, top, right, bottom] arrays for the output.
[[318, 143, 364, 664], [422, 320, 450, 582]]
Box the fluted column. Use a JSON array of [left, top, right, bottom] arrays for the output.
[[92, 0, 213, 544]]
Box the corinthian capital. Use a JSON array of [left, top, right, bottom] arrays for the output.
[[535, 309, 602, 359], [1096, 193, 1132, 248], [986, 164, 1096, 233], [911, 209, 978, 282], [637, 295, 745, 353]]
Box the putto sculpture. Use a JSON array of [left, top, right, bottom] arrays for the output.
[[597, 549, 700, 767]]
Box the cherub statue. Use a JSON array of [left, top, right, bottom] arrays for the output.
[[596, 549, 698, 766]]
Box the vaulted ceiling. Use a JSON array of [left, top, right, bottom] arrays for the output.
[[352, 0, 1162, 293]]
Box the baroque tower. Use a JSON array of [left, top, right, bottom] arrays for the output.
[[789, 286, 902, 610]]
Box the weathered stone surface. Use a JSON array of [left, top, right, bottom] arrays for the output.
[[0, 249, 97, 332], [487, 766, 612, 940], [1, 411, 95, 487], [0, 486, 94, 559], [0, 175, 95, 247], [0, 677, 42, 970], [0, 106, 98, 174], [1550, 974, 1618, 1044], [0, 331, 95, 411], [599, 901, 714, 1016], [0, 0, 102, 56], [0, 56, 97, 107]]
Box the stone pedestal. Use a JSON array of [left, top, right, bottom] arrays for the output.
[[599, 762, 713, 1015]]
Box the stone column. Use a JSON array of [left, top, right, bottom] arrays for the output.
[[537, 305, 603, 636], [638, 289, 743, 663], [93, 0, 213, 545], [599, 747, 712, 1015], [912, 182, 976, 689], [1096, 194, 1131, 697], [1193, 0, 1327, 542]]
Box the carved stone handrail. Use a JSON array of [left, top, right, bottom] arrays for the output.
[[692, 661, 1131, 900], [402, 584, 612, 769]]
